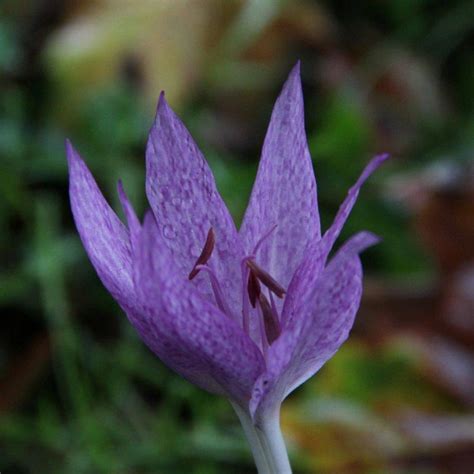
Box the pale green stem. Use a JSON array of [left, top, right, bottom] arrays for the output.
[[232, 402, 271, 472], [232, 402, 292, 474], [257, 407, 292, 473]]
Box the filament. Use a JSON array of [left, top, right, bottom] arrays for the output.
[[195, 264, 232, 319]]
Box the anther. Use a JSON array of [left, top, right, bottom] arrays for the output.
[[246, 259, 286, 298], [247, 269, 261, 308], [189, 228, 215, 280], [259, 292, 281, 344]]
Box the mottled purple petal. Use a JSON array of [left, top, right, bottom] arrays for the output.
[[279, 154, 388, 326], [322, 153, 389, 251], [240, 62, 320, 289], [117, 180, 141, 250], [67, 140, 134, 305], [146, 94, 244, 319], [250, 232, 379, 422], [132, 213, 265, 405]]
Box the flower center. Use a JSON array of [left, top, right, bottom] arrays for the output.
[[188, 227, 285, 350]]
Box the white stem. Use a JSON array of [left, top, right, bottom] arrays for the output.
[[232, 402, 292, 474], [232, 402, 271, 473], [257, 408, 292, 473]]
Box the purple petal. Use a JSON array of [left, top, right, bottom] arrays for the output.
[[146, 94, 244, 319], [279, 153, 389, 327], [240, 62, 320, 289], [132, 213, 265, 405], [322, 153, 389, 252], [117, 180, 141, 250], [250, 231, 379, 422], [67, 140, 134, 305]]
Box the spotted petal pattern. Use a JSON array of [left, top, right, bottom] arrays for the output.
[[67, 63, 389, 441], [133, 213, 265, 405], [146, 94, 244, 319], [67, 141, 133, 306], [240, 62, 320, 290], [250, 232, 379, 422]]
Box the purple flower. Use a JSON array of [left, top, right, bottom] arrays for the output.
[[67, 62, 388, 473]]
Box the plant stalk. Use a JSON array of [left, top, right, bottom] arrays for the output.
[[232, 402, 292, 474]]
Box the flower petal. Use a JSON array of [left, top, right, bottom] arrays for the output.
[[117, 179, 141, 251], [250, 231, 379, 422], [146, 94, 244, 318], [323, 153, 389, 251], [279, 153, 389, 328], [239, 62, 320, 289], [132, 212, 265, 405], [67, 140, 134, 305]]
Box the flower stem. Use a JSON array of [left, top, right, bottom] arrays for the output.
[[257, 408, 292, 473], [232, 403, 271, 472], [232, 403, 292, 473]]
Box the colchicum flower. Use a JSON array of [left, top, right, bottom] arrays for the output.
[[67, 62, 388, 473]]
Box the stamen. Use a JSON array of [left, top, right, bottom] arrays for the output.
[[239, 225, 277, 338], [194, 264, 232, 318], [189, 228, 215, 280], [256, 304, 269, 356], [252, 224, 278, 256], [258, 292, 281, 344], [247, 270, 261, 308], [269, 291, 279, 323], [246, 259, 286, 298], [241, 260, 250, 335]]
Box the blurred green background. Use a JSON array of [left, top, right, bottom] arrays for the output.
[[1, 1, 474, 473]]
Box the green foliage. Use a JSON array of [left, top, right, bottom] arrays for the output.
[[310, 342, 456, 411]]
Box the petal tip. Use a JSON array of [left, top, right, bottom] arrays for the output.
[[284, 60, 302, 92], [65, 139, 77, 164], [376, 152, 390, 165], [152, 91, 167, 122], [117, 178, 126, 200], [360, 230, 382, 248], [117, 179, 141, 235], [154, 91, 175, 127], [369, 152, 391, 172], [65, 140, 86, 177], [352, 152, 391, 191], [156, 91, 168, 112], [341, 230, 382, 257], [291, 59, 301, 75]]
